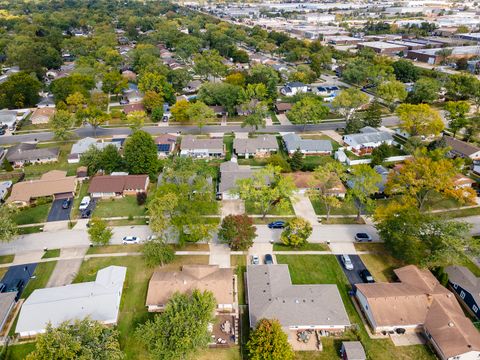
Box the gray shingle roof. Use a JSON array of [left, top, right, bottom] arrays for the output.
[[445, 266, 480, 306], [233, 135, 278, 155], [246, 264, 350, 328], [282, 133, 332, 153], [6, 143, 59, 162], [343, 127, 393, 147], [0, 110, 16, 125], [218, 161, 254, 193], [181, 136, 224, 153]]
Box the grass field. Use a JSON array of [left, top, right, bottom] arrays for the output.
[[276, 255, 436, 360], [355, 243, 404, 282], [197, 347, 241, 360], [4, 342, 36, 360], [273, 243, 329, 251], [13, 204, 51, 225], [310, 197, 357, 216], [17, 226, 43, 235], [21, 261, 57, 300], [41, 249, 60, 259], [245, 200, 295, 216], [0, 255, 14, 264], [93, 196, 146, 218], [73, 255, 209, 360]]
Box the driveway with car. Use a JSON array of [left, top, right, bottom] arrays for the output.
[[336, 254, 370, 286], [1, 263, 37, 299], [47, 198, 72, 222]]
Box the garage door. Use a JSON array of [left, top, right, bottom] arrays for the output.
[[54, 192, 73, 200]]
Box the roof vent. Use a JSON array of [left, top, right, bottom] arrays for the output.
[[295, 299, 299, 304], [448, 322, 454, 328]]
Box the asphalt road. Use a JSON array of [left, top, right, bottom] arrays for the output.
[[336, 254, 369, 286], [0, 117, 400, 145], [47, 198, 72, 222], [1, 263, 37, 299]]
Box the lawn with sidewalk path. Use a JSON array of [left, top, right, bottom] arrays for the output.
[[276, 255, 436, 360]]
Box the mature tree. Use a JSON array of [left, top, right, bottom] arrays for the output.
[[287, 97, 330, 131], [88, 218, 113, 246], [186, 101, 215, 131], [446, 73, 480, 101], [385, 150, 475, 210], [138, 72, 174, 104], [51, 110, 74, 141], [377, 80, 407, 110], [345, 113, 365, 134], [102, 71, 128, 98], [247, 64, 280, 100], [127, 110, 147, 131], [85, 107, 109, 136], [311, 161, 346, 220], [136, 290, 216, 360], [142, 239, 175, 267], [170, 99, 190, 122], [234, 165, 296, 219], [392, 59, 419, 83], [143, 90, 164, 113], [435, 48, 453, 65], [193, 49, 228, 80], [465, 116, 480, 141], [167, 68, 192, 92], [332, 88, 369, 122], [363, 99, 382, 128], [240, 83, 268, 103], [310, 48, 332, 76], [27, 319, 123, 360], [100, 144, 124, 174], [241, 102, 268, 133], [225, 72, 246, 87], [0, 207, 17, 243], [280, 217, 312, 248], [247, 319, 294, 360], [218, 214, 257, 251], [50, 74, 95, 103], [396, 103, 444, 136], [123, 130, 158, 177], [407, 77, 440, 104], [0, 72, 42, 109], [197, 82, 242, 114], [376, 207, 477, 268], [289, 149, 304, 172], [444, 101, 470, 137], [347, 164, 382, 220], [371, 143, 393, 166]]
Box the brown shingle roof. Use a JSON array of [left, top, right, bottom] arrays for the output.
[[146, 265, 234, 306], [275, 102, 292, 112], [123, 103, 145, 114], [88, 175, 148, 194]]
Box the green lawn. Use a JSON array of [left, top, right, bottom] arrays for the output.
[[224, 135, 234, 161], [23, 143, 77, 179], [87, 244, 144, 255], [41, 249, 60, 259], [71, 181, 89, 219], [245, 200, 295, 216], [4, 342, 36, 360], [93, 196, 147, 218], [231, 255, 246, 306], [13, 204, 51, 225], [434, 206, 480, 218], [21, 261, 57, 300], [276, 255, 436, 360], [0, 255, 14, 264], [310, 197, 357, 216], [355, 243, 405, 282], [273, 243, 329, 251], [320, 217, 365, 224], [197, 347, 241, 360], [17, 226, 43, 235], [73, 255, 209, 360]]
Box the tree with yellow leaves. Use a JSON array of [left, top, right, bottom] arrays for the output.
[[396, 103, 444, 137]]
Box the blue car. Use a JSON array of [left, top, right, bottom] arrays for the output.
[[268, 221, 286, 229]]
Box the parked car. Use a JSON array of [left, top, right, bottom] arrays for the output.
[[119, 99, 129, 105], [81, 209, 92, 218], [268, 221, 286, 229], [341, 255, 354, 271], [9, 279, 24, 292], [355, 233, 372, 242], [359, 269, 374, 283], [264, 254, 274, 265], [62, 198, 71, 209], [122, 236, 141, 245], [0, 129, 5, 136], [79, 196, 91, 211], [251, 254, 259, 265]]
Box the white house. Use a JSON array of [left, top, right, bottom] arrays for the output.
[[280, 82, 308, 97], [15, 266, 126, 338], [180, 135, 225, 158], [343, 127, 393, 155]]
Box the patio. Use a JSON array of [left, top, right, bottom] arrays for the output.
[[210, 315, 237, 347], [289, 330, 323, 351]]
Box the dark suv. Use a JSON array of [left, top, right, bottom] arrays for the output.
[[359, 269, 374, 283]]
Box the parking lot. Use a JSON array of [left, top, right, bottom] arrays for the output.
[[47, 198, 72, 222], [1, 263, 37, 299], [336, 254, 370, 286]]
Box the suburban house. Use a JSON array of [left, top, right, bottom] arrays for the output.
[[0, 110, 17, 130], [444, 136, 480, 160], [6, 143, 59, 167], [146, 265, 236, 314], [7, 170, 77, 206], [247, 264, 350, 345], [282, 133, 333, 155], [343, 127, 393, 155], [341, 341, 366, 360], [374, 165, 391, 194], [356, 265, 480, 360], [88, 174, 149, 198], [274, 102, 292, 114], [154, 134, 177, 157], [280, 82, 308, 96], [180, 135, 225, 158], [68, 137, 121, 164], [16, 266, 126, 338], [313, 85, 339, 101], [182, 80, 202, 94], [445, 266, 480, 320], [453, 174, 475, 189], [30, 107, 55, 125], [233, 135, 279, 158], [218, 160, 258, 200], [288, 171, 346, 198]]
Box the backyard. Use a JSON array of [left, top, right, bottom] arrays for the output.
[[276, 255, 437, 360]]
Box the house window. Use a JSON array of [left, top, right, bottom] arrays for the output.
[[453, 283, 458, 289], [474, 305, 478, 313], [460, 290, 466, 299]]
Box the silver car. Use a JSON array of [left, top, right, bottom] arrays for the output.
[[341, 255, 354, 271]]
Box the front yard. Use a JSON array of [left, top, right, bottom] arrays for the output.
[[93, 196, 147, 218], [276, 255, 436, 360], [13, 203, 51, 225], [245, 200, 295, 216]]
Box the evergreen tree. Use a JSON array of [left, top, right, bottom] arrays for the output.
[[289, 149, 304, 171], [363, 100, 382, 128]]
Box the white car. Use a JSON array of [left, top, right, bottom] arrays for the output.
[[251, 255, 259, 265], [79, 196, 91, 211], [122, 236, 141, 245], [341, 255, 354, 271]]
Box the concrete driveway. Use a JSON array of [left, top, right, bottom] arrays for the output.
[[221, 200, 245, 217], [291, 193, 318, 224], [47, 198, 72, 222], [209, 243, 231, 268], [336, 254, 369, 286], [46, 259, 83, 287]]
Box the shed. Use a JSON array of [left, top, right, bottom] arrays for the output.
[[341, 341, 366, 360]]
